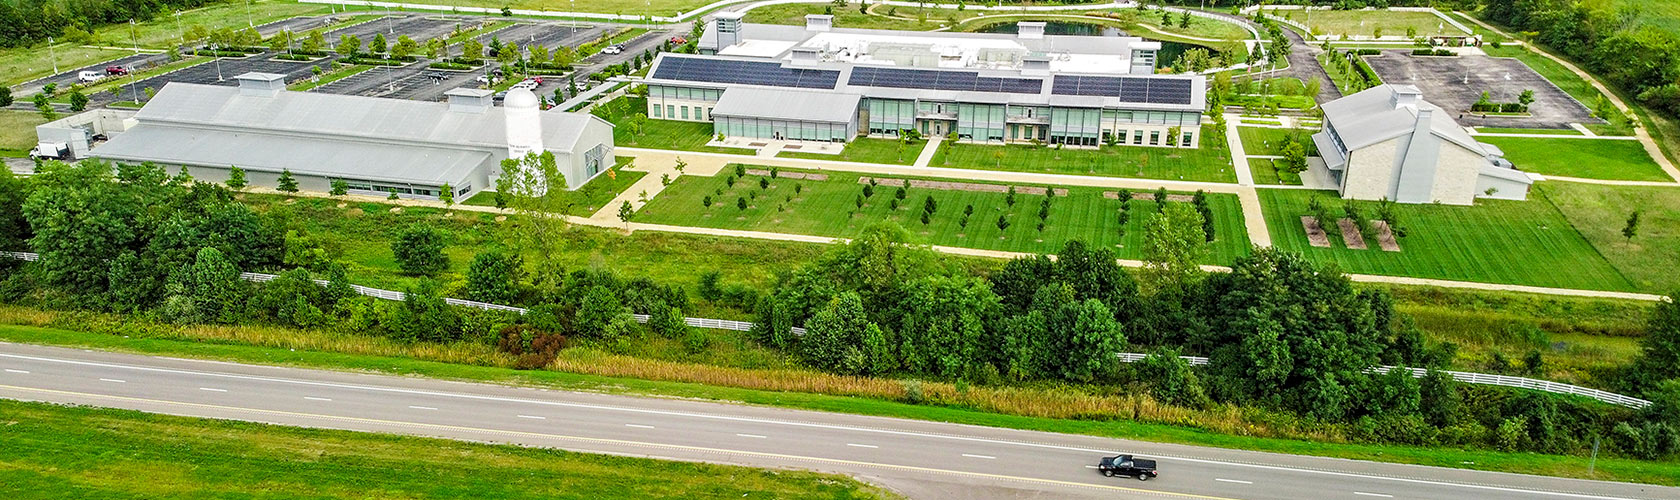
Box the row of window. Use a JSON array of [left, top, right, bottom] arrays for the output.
[[332, 177, 457, 197], [715, 116, 852, 142], [648, 85, 723, 102], [653, 103, 711, 121]]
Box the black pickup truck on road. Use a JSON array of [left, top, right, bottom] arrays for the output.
[[1096, 454, 1158, 481]]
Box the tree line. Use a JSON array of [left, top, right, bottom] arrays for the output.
[[0, 0, 228, 48], [0, 160, 1676, 460]]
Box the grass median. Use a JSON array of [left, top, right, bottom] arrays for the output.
[[0, 313, 1675, 487], [0, 399, 893, 499]]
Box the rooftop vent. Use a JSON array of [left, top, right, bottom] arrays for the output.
[[445, 88, 494, 113], [1018, 21, 1046, 40], [716, 11, 744, 49], [805, 14, 833, 31], [1022, 55, 1051, 76], [1392, 85, 1423, 110], [791, 47, 821, 66], [234, 72, 286, 97]]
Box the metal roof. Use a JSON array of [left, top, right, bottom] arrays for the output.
[[94, 124, 492, 185], [710, 87, 861, 123], [1320, 84, 1486, 155]]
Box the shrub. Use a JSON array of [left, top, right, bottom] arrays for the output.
[[391, 224, 449, 276]]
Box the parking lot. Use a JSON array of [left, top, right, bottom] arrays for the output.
[[1364, 51, 1598, 129]]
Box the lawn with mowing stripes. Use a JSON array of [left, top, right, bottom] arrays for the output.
[[1258, 189, 1634, 291], [1249, 159, 1303, 185], [462, 157, 643, 215], [1477, 136, 1672, 182], [1472, 127, 1583, 135], [0, 399, 892, 499], [1238, 126, 1314, 156], [926, 125, 1237, 183], [778, 137, 923, 165], [637, 167, 1251, 264]]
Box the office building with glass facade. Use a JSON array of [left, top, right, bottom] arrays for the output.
[[640, 16, 1207, 148]]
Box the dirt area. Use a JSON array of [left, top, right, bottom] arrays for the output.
[[1337, 218, 1368, 250], [1111, 191, 1196, 202], [1301, 216, 1332, 247], [745, 169, 827, 181], [1363, 51, 1597, 129], [1372, 220, 1402, 252], [857, 177, 1066, 196]]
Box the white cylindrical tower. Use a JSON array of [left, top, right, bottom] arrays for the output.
[[503, 88, 547, 195]]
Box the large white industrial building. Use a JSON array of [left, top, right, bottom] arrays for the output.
[[79, 72, 615, 199], [641, 14, 1207, 148]]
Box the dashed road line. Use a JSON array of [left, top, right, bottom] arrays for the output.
[[962, 454, 996, 460], [3, 369, 28, 374], [624, 423, 656, 429], [736, 433, 767, 439], [304, 396, 332, 401], [1215, 479, 1253, 485], [847, 443, 878, 449], [517, 415, 546, 419], [408, 405, 438, 410], [1354, 493, 1394, 498], [199, 387, 226, 392], [99, 378, 126, 383]]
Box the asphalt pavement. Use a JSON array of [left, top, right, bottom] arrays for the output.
[[0, 342, 1673, 500]]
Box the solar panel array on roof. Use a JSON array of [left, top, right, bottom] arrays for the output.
[[653, 56, 839, 89], [1050, 75, 1193, 105], [848, 67, 1042, 94]]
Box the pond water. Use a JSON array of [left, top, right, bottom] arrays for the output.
[[973, 21, 1216, 69]]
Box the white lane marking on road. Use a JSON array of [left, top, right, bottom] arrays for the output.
[[1084, 465, 1099, 469], [624, 424, 655, 429], [0, 351, 1646, 500], [1215, 478, 1253, 485], [962, 454, 996, 460], [847, 443, 878, 449], [1353, 493, 1393, 498], [517, 415, 546, 419], [304, 397, 332, 401], [4, 369, 28, 374], [408, 405, 437, 410], [736, 433, 767, 439], [100, 378, 126, 383], [199, 387, 226, 392]]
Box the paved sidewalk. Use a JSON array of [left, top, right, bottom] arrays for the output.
[[1226, 114, 1256, 186], [912, 137, 942, 168]]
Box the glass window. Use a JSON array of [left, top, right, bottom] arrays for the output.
[[681, 106, 689, 120], [653, 104, 662, 118], [666, 105, 674, 118]]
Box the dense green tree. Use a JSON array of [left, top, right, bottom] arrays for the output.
[[22, 161, 155, 296], [576, 284, 634, 339], [392, 224, 449, 276], [648, 304, 689, 338], [800, 292, 891, 375], [0, 167, 31, 252], [895, 275, 999, 378], [1134, 347, 1210, 408], [465, 248, 524, 304], [1630, 293, 1680, 393], [1141, 202, 1207, 293], [161, 247, 246, 324], [388, 279, 462, 343]]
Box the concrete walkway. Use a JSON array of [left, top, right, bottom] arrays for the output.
[[1468, 132, 1639, 140], [1227, 114, 1257, 186], [1458, 13, 1680, 183], [912, 137, 942, 168], [1539, 175, 1680, 187]]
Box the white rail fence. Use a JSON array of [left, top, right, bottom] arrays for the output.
[[0, 251, 1643, 407]]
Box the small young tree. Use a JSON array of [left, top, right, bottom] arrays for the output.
[[276, 169, 299, 193], [329, 178, 348, 197], [737, 197, 748, 210], [370, 33, 388, 54], [226, 165, 248, 190], [68, 91, 88, 112], [392, 224, 449, 276], [1624, 211, 1641, 240], [618, 201, 635, 226]]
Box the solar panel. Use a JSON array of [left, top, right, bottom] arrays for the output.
[[1050, 75, 1193, 105], [848, 66, 1043, 95], [652, 57, 839, 89]]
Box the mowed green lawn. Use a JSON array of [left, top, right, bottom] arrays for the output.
[[928, 126, 1238, 183], [1291, 9, 1467, 38], [1259, 189, 1634, 291], [779, 137, 923, 165], [594, 96, 754, 155], [0, 399, 892, 499], [637, 167, 1252, 264], [1238, 126, 1314, 156], [0, 110, 50, 156], [1477, 136, 1672, 182], [1249, 159, 1303, 185], [462, 158, 644, 216], [1540, 182, 1680, 293]]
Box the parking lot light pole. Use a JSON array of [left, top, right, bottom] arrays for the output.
[[174, 12, 184, 45], [48, 37, 58, 75], [215, 55, 224, 81], [129, 19, 139, 55]]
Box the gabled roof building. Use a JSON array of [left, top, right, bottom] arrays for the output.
[[1313, 84, 1532, 205], [641, 15, 1207, 148], [90, 72, 615, 199]]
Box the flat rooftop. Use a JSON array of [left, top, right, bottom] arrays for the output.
[[704, 22, 1158, 76]]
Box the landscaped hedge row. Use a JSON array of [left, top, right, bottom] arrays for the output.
[[1411, 48, 1455, 56], [1471, 102, 1529, 113]]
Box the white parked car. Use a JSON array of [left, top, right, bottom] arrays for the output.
[[601, 45, 622, 55], [77, 70, 105, 83]]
